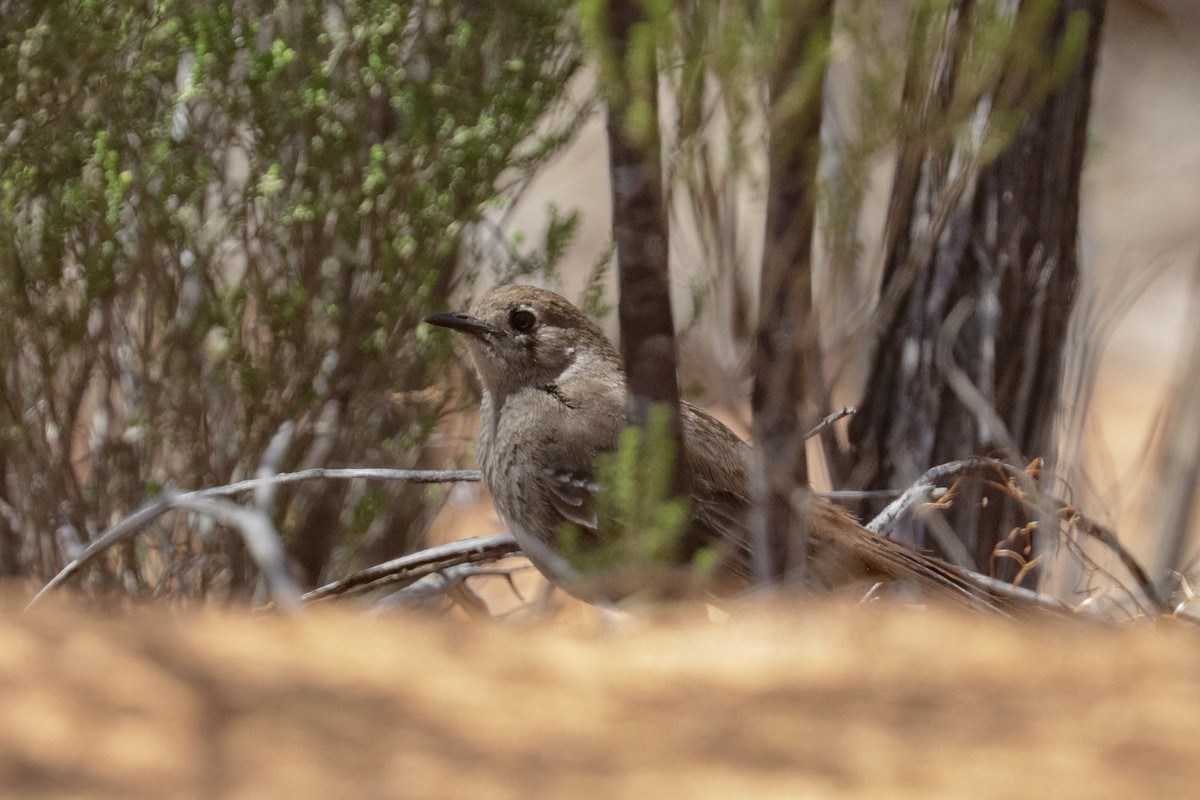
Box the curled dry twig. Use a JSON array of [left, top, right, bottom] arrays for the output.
[[866, 456, 1170, 615]]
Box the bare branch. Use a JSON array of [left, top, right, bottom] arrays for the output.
[[953, 570, 1077, 616], [1058, 508, 1169, 614], [865, 458, 997, 535], [804, 406, 857, 441], [821, 489, 905, 502], [865, 456, 1168, 613], [170, 493, 301, 612], [26, 467, 481, 608], [301, 534, 521, 603], [255, 420, 295, 514], [369, 563, 530, 617], [27, 496, 173, 608], [187, 467, 482, 499]]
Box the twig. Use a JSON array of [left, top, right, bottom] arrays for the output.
[[171, 493, 302, 612], [821, 489, 906, 501], [955, 569, 1077, 616], [301, 534, 521, 603], [975, 470, 1169, 614], [804, 406, 856, 441], [255, 421, 295, 513], [1057, 508, 1169, 613], [27, 497, 173, 608], [173, 467, 481, 499], [369, 563, 530, 617], [25, 467, 481, 609], [866, 456, 1169, 614], [866, 458, 999, 534]]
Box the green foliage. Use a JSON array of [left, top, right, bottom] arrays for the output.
[[578, 0, 673, 146], [493, 203, 582, 285], [577, 243, 616, 319], [559, 404, 692, 576], [0, 0, 580, 593]]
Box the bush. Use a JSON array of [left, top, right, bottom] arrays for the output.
[[0, 0, 579, 599]]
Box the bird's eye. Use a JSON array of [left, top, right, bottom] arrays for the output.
[[510, 308, 537, 333]]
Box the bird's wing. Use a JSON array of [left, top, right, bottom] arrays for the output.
[[544, 468, 599, 531], [537, 398, 752, 573], [677, 402, 1009, 612], [535, 376, 623, 548]]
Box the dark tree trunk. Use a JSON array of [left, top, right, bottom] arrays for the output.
[[750, 1, 832, 585], [0, 455, 18, 578], [849, 0, 1106, 584], [604, 0, 686, 467]]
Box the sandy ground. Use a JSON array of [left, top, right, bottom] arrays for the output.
[[1, 600, 1197, 800]]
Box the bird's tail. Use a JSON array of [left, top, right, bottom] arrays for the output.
[[810, 499, 1017, 616]]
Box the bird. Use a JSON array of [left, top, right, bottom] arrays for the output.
[[425, 284, 1000, 609]]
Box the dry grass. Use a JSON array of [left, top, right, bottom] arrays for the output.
[[1, 598, 1196, 799]]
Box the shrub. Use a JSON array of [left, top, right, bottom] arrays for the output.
[[0, 0, 579, 599]]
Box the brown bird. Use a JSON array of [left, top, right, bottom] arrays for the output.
[[426, 284, 997, 608]]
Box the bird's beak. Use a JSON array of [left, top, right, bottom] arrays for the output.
[[423, 311, 505, 339]]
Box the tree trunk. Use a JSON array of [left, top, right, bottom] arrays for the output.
[[849, 0, 1106, 583], [0, 455, 18, 578], [604, 0, 686, 466], [751, 2, 833, 585]]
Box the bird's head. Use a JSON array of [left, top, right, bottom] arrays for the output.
[[424, 284, 621, 396]]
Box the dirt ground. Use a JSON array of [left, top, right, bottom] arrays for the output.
[[0, 600, 1196, 800]]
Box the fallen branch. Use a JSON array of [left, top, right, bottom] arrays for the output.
[[301, 533, 521, 603], [369, 563, 531, 618], [26, 466, 481, 609]]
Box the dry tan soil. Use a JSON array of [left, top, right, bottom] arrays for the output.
[[1, 600, 1197, 799]]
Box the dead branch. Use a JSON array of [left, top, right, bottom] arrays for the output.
[[822, 489, 904, 502], [952, 570, 1076, 616], [26, 467, 481, 609], [176, 467, 482, 499], [865, 456, 1168, 614], [170, 493, 301, 612], [301, 534, 521, 603], [369, 563, 531, 618], [804, 406, 857, 441], [865, 458, 997, 535]]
